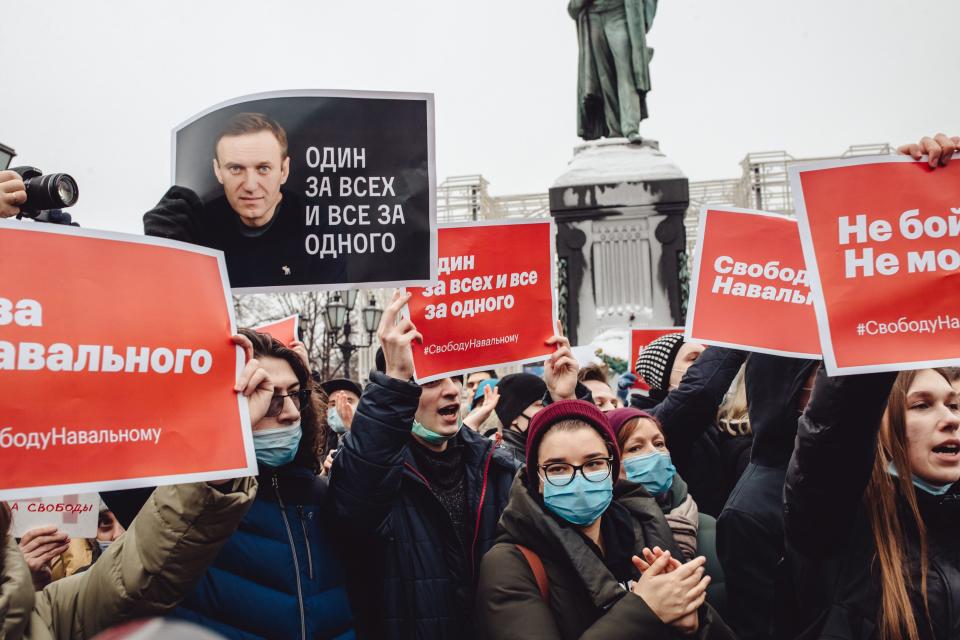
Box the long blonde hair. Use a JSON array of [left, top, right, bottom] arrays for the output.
[[863, 368, 947, 640], [718, 364, 750, 435]]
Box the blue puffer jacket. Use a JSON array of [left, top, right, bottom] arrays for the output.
[[172, 464, 355, 640], [330, 371, 521, 640]]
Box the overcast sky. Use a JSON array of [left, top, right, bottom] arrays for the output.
[[2, 1, 958, 233]]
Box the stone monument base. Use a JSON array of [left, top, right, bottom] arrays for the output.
[[549, 138, 689, 348]]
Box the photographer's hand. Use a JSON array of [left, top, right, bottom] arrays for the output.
[[0, 170, 26, 218]]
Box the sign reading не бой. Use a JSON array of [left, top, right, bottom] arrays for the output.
[[791, 155, 960, 374]]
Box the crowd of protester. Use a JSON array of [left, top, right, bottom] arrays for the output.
[[0, 136, 959, 639]]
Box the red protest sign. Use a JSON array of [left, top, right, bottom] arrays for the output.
[[254, 314, 299, 346], [791, 156, 960, 374], [685, 207, 820, 359], [0, 221, 255, 500], [629, 328, 683, 390], [405, 220, 557, 383]]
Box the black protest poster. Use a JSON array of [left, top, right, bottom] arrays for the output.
[[172, 90, 437, 293]]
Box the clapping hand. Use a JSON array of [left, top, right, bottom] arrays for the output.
[[631, 547, 709, 635]]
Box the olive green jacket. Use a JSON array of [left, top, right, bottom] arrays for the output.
[[476, 472, 733, 640], [0, 478, 256, 640]]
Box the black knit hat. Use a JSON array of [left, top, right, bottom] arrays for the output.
[[495, 373, 547, 429], [320, 378, 363, 399], [636, 333, 685, 393]]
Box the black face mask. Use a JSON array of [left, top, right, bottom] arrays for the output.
[[514, 412, 536, 434]]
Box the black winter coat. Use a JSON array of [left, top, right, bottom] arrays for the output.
[[783, 370, 960, 639], [143, 186, 312, 289], [632, 347, 749, 516], [717, 354, 819, 640], [330, 371, 521, 640]]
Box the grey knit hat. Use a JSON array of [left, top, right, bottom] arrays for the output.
[[636, 333, 685, 393]]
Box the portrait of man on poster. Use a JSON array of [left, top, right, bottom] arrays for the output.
[[190, 112, 308, 286]]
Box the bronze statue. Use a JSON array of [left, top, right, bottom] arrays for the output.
[[569, 0, 658, 143]]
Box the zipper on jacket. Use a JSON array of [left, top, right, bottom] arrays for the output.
[[469, 435, 498, 580], [297, 506, 315, 580], [273, 475, 307, 640], [404, 433, 500, 582], [403, 461, 472, 576]]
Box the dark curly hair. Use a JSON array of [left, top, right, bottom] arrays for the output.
[[240, 328, 325, 472], [0, 501, 9, 540], [0, 502, 9, 572]]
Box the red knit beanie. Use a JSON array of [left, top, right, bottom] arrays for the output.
[[525, 399, 621, 486], [606, 407, 661, 439]]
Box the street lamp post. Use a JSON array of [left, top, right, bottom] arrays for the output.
[[322, 291, 383, 381]]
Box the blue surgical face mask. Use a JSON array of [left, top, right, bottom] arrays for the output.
[[253, 423, 302, 468], [327, 407, 347, 434], [542, 470, 613, 526], [623, 450, 676, 496], [97, 539, 113, 554], [411, 420, 461, 445], [887, 460, 955, 496]]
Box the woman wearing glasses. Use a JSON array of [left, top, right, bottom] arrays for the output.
[[101, 328, 356, 639], [476, 399, 734, 639]]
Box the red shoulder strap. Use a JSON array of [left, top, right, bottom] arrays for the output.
[[515, 544, 549, 603]]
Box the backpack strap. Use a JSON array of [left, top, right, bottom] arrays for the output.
[[515, 544, 549, 603]]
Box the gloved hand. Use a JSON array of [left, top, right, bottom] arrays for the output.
[[616, 372, 638, 401], [35, 209, 80, 226]]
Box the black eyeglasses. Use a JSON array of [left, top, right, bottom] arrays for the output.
[[267, 389, 311, 418], [538, 456, 614, 487]]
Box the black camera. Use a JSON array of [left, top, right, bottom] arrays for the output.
[[1, 143, 79, 218]]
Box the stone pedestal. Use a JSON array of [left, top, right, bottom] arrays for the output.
[[549, 139, 688, 349]]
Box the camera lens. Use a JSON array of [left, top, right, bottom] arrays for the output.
[[24, 172, 79, 211], [55, 176, 78, 206]]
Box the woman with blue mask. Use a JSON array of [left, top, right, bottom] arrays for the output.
[[608, 408, 727, 614], [783, 366, 960, 640], [104, 328, 356, 639], [477, 399, 734, 639], [177, 328, 356, 639], [608, 409, 701, 558]]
